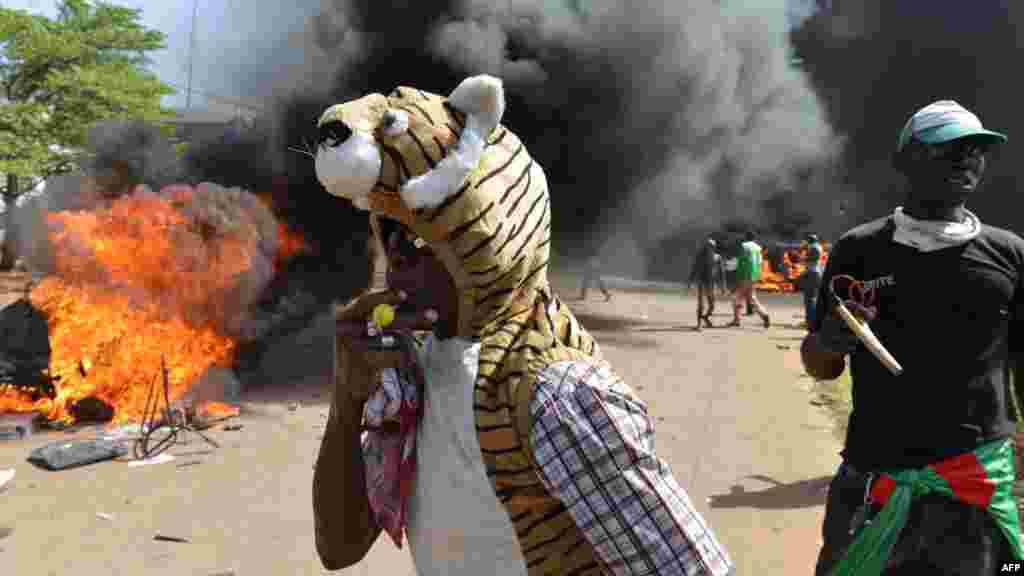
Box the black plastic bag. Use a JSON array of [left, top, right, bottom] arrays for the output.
[[0, 298, 55, 397], [27, 438, 128, 471]]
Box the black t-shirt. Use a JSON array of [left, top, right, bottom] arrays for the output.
[[690, 246, 720, 285], [812, 216, 1024, 470]]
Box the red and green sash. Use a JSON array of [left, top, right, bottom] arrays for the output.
[[831, 438, 1023, 576]]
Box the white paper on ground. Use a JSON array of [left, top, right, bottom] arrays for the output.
[[98, 423, 146, 442], [0, 469, 13, 491], [127, 453, 175, 467]]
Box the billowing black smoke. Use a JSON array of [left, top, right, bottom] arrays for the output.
[[85, 120, 184, 193], [22, 0, 845, 293], [10, 121, 187, 272], [179, 100, 373, 308], [237, 0, 839, 281], [792, 1, 1023, 235]]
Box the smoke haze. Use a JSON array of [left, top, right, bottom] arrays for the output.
[[32, 1, 1024, 283], [792, 1, 1023, 235], [239, 0, 839, 280], [17, 1, 846, 284], [270, 0, 1024, 277]]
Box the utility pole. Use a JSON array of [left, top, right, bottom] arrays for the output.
[[185, 0, 199, 109]]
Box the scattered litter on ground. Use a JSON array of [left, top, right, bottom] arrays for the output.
[[97, 423, 147, 443], [99, 425, 149, 453], [128, 453, 175, 467], [287, 403, 299, 412], [153, 534, 190, 543], [40, 420, 72, 432], [96, 512, 114, 521], [176, 460, 202, 469], [0, 469, 13, 491], [27, 438, 129, 471], [776, 344, 791, 350], [223, 423, 243, 431]]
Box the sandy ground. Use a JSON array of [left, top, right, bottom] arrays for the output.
[[0, 272, 842, 576]]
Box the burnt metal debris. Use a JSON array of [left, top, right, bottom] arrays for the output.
[[0, 298, 56, 399], [27, 437, 129, 471], [133, 355, 219, 460]]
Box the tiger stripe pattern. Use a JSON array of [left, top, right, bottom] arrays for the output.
[[327, 85, 608, 575]]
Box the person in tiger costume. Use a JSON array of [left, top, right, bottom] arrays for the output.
[[311, 74, 734, 576]]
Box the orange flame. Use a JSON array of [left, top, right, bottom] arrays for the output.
[[0, 278, 237, 423], [755, 243, 830, 293], [198, 401, 241, 419], [0, 185, 284, 423], [275, 225, 306, 268], [255, 191, 306, 270]]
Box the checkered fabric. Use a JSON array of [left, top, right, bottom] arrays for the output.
[[530, 360, 733, 576]]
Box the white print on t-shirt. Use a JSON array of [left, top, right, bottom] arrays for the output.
[[861, 274, 895, 292]]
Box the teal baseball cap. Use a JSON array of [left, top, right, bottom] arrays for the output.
[[897, 100, 1007, 152]]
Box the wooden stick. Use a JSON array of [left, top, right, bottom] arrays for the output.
[[835, 301, 903, 376]]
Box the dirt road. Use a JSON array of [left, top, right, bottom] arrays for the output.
[[0, 275, 841, 575]]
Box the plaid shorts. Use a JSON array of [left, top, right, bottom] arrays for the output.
[[530, 360, 734, 576]]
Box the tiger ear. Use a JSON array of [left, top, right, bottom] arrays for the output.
[[399, 75, 506, 210], [447, 74, 505, 136]]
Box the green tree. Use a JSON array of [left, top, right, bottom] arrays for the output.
[[0, 0, 173, 268]]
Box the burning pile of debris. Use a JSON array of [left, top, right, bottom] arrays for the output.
[[755, 242, 830, 293], [0, 295, 54, 400], [0, 182, 304, 425]]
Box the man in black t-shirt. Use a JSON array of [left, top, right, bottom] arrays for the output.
[[689, 237, 722, 330], [802, 101, 1023, 573]]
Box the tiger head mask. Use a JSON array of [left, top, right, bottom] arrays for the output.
[[314, 75, 552, 339]]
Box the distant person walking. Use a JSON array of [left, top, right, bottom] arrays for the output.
[[798, 233, 825, 329], [579, 255, 611, 301], [689, 237, 721, 330], [728, 231, 770, 328]]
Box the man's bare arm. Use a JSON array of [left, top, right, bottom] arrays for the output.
[[313, 342, 382, 570], [312, 289, 429, 569], [800, 239, 860, 381]]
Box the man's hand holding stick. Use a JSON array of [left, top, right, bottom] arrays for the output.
[[833, 300, 903, 375], [802, 275, 903, 379]]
